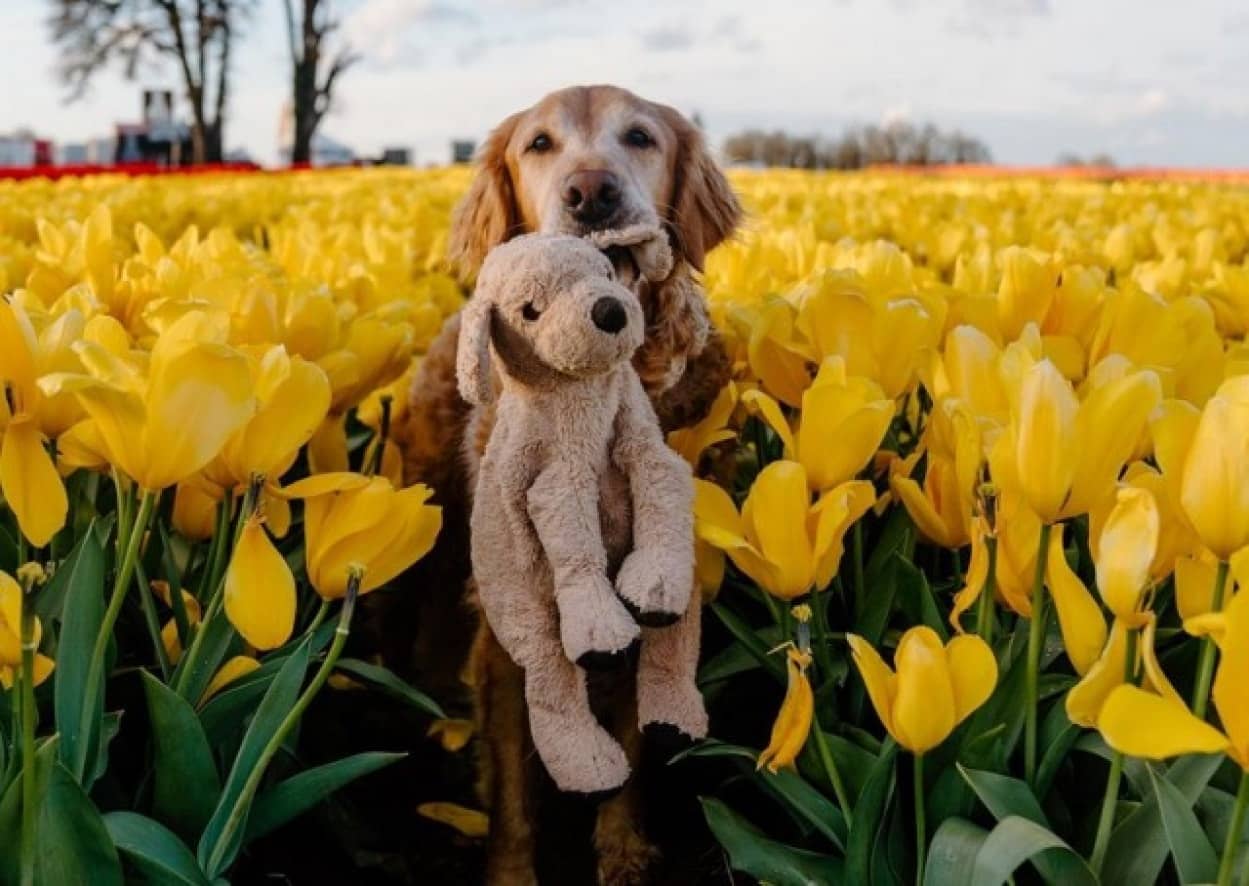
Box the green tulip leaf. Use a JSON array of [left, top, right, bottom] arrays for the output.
[[245, 751, 406, 842], [846, 741, 899, 884], [197, 638, 311, 878], [105, 811, 211, 886], [924, 817, 989, 886], [1147, 765, 1220, 884], [143, 670, 222, 839], [700, 796, 843, 886], [52, 522, 107, 784], [332, 657, 446, 718], [970, 816, 1095, 886]]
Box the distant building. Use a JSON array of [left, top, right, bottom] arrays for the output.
[[0, 131, 52, 167], [379, 147, 411, 166], [451, 140, 476, 164]]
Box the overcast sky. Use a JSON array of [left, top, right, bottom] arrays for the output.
[[2, 0, 1248, 167]]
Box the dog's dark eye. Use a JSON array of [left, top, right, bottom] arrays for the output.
[[522, 302, 542, 322], [624, 127, 654, 149], [526, 133, 553, 154]]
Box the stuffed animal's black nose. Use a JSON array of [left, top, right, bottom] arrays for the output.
[[591, 296, 627, 334]]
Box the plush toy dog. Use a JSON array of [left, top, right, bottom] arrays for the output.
[[457, 226, 708, 796]]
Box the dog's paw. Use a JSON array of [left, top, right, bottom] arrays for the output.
[[557, 576, 641, 667], [615, 550, 689, 627]]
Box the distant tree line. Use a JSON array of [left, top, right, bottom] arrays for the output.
[[723, 122, 993, 169], [1056, 152, 1117, 168]]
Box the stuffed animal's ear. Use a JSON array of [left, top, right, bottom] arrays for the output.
[[456, 296, 494, 406], [448, 113, 522, 282], [657, 105, 742, 272]]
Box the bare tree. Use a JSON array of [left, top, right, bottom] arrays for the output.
[[48, 0, 252, 164], [282, 0, 358, 165]]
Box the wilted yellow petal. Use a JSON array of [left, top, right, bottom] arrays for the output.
[[427, 718, 475, 753], [1045, 526, 1108, 676], [1098, 685, 1228, 760], [416, 802, 489, 838]]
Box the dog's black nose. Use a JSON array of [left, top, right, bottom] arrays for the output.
[[563, 170, 621, 225], [591, 296, 628, 334]]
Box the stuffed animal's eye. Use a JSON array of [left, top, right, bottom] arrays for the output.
[[526, 133, 553, 154], [522, 302, 542, 322], [624, 127, 653, 149]]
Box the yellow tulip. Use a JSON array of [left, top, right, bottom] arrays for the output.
[[205, 345, 331, 490], [0, 298, 68, 546], [223, 515, 296, 651], [744, 357, 894, 492], [1094, 486, 1160, 624], [951, 491, 1043, 624], [40, 310, 255, 491], [890, 399, 980, 549], [1175, 376, 1249, 561], [742, 299, 813, 407], [1005, 357, 1160, 523], [693, 462, 874, 600], [924, 325, 1011, 421], [848, 627, 997, 755], [284, 473, 442, 599], [997, 247, 1060, 341], [0, 571, 55, 689]]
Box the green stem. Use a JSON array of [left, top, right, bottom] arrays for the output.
[[852, 520, 865, 606], [1024, 521, 1053, 786], [204, 573, 359, 877], [73, 490, 157, 780], [133, 559, 171, 680], [303, 598, 331, 638], [1192, 560, 1230, 719], [365, 395, 393, 477], [18, 573, 38, 886], [1090, 626, 1139, 874], [811, 718, 853, 831], [975, 534, 999, 644], [174, 479, 262, 696], [914, 753, 927, 886], [1217, 770, 1249, 886], [194, 499, 232, 602]]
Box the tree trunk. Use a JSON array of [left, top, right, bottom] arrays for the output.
[[290, 0, 320, 165]]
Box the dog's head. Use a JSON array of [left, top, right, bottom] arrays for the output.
[[456, 234, 650, 405], [449, 85, 741, 280]]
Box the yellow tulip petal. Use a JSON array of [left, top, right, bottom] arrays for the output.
[[1045, 526, 1108, 676], [950, 523, 990, 632], [1014, 360, 1079, 523], [743, 461, 815, 599], [1066, 620, 1129, 728], [848, 633, 897, 740], [945, 634, 998, 723], [223, 516, 296, 650], [741, 389, 796, 460], [1, 418, 68, 547], [308, 414, 350, 474], [1098, 685, 1229, 760], [427, 718, 475, 753], [1212, 590, 1249, 768], [416, 802, 489, 839]]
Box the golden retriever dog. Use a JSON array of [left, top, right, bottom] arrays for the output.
[[392, 84, 741, 885]]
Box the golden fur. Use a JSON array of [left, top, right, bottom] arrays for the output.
[[393, 84, 741, 885]]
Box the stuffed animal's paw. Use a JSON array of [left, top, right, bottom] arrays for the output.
[[529, 703, 632, 796], [638, 679, 709, 746], [615, 549, 690, 627], [557, 576, 641, 670]]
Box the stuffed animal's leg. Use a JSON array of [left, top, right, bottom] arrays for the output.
[[525, 642, 631, 796], [611, 375, 695, 625], [636, 584, 708, 744], [528, 462, 639, 669]]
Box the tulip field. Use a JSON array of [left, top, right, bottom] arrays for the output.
[[2, 167, 1249, 885]]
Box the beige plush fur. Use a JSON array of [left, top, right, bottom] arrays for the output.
[[459, 228, 707, 796]]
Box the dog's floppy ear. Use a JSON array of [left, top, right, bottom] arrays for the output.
[[448, 113, 522, 282], [659, 106, 743, 272], [456, 295, 495, 406]]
